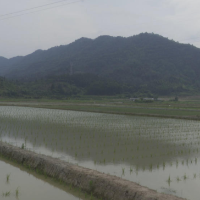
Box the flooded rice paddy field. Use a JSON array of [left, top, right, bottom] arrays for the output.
[[0, 159, 87, 200], [0, 106, 200, 200]]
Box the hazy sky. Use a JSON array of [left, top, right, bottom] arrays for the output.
[[1, 0, 200, 58]]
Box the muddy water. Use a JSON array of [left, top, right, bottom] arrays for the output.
[[0, 106, 200, 200], [0, 159, 86, 200]]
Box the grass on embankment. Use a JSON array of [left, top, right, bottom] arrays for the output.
[[0, 96, 200, 120], [36, 104, 200, 119]]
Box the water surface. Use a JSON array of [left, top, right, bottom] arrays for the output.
[[0, 158, 87, 200], [0, 106, 200, 200]]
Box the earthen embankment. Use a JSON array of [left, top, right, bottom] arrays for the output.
[[0, 142, 185, 200]]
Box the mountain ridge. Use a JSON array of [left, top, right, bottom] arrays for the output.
[[1, 33, 200, 96]]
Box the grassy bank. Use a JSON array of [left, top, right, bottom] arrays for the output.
[[0, 96, 200, 120]]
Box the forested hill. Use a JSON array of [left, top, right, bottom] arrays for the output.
[[1, 33, 200, 96], [0, 56, 23, 76]]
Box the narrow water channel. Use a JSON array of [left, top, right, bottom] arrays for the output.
[[0, 158, 93, 200]]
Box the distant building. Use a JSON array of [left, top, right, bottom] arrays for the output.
[[130, 98, 162, 101]]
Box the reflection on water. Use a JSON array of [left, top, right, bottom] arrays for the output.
[[0, 106, 200, 200], [0, 159, 85, 200]]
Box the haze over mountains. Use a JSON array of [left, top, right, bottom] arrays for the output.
[[1, 33, 200, 97]]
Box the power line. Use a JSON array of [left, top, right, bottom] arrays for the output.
[[0, 0, 76, 17], [0, 0, 82, 21], [0, 1, 199, 45]]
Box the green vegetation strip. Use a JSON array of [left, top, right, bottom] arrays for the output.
[[25, 104, 200, 120], [1, 100, 200, 120]]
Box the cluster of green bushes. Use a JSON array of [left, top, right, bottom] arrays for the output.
[[0, 73, 196, 99]]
